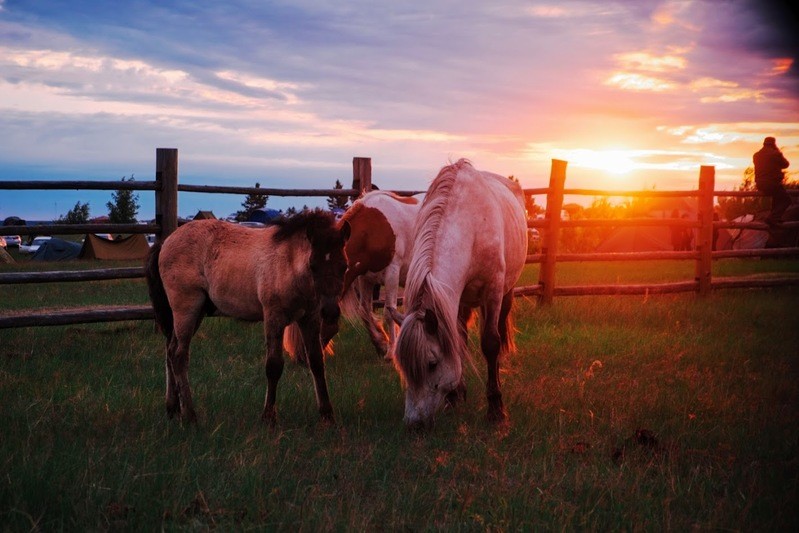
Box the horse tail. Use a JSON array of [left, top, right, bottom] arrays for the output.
[[283, 323, 334, 365], [338, 278, 363, 324], [499, 291, 516, 355], [145, 241, 173, 339]]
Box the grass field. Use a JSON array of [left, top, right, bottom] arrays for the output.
[[1, 255, 798, 530]]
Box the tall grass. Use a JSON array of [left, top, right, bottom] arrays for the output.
[[1, 258, 797, 530]]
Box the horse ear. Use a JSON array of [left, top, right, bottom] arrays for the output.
[[422, 308, 438, 336], [339, 220, 351, 241]]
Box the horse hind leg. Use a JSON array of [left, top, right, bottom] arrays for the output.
[[164, 335, 180, 418], [381, 264, 402, 361], [166, 301, 206, 423], [358, 278, 390, 358]]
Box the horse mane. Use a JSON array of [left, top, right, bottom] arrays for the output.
[[270, 208, 337, 243], [396, 159, 472, 388], [404, 158, 470, 299], [338, 201, 364, 227]]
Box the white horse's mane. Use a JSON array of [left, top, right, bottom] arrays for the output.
[[396, 159, 472, 387]]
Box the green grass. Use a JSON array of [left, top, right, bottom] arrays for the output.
[[1, 258, 798, 530]]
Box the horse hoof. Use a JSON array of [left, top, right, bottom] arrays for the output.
[[181, 408, 198, 424], [261, 408, 277, 427], [487, 406, 507, 424], [320, 413, 336, 425]]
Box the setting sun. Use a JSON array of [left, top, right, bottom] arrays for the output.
[[554, 148, 637, 176]]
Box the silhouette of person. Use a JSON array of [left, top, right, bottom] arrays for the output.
[[680, 214, 693, 251], [753, 136, 791, 227], [670, 209, 683, 251]]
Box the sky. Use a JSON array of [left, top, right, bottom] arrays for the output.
[[1, 0, 798, 221]]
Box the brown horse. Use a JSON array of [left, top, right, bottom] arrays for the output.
[[145, 209, 348, 425]]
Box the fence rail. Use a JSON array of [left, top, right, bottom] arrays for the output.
[[1, 149, 797, 329]]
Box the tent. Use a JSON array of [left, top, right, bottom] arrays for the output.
[[193, 210, 216, 220], [249, 208, 281, 223], [595, 225, 676, 252], [724, 206, 799, 250], [31, 238, 82, 261], [3, 216, 26, 227], [79, 234, 150, 260]]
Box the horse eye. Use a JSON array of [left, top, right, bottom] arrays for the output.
[[427, 360, 438, 372]]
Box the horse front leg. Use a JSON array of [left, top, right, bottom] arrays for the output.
[[481, 295, 507, 423], [445, 304, 473, 407], [299, 317, 335, 424], [261, 322, 285, 426]]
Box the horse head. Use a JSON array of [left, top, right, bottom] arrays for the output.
[[274, 209, 348, 333], [395, 287, 465, 430], [306, 212, 349, 331]]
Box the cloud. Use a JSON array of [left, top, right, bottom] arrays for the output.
[[659, 122, 799, 145], [605, 72, 676, 92], [614, 51, 686, 72]]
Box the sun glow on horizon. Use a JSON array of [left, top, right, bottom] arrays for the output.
[[553, 148, 637, 175]]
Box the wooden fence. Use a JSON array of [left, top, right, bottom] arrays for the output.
[[1, 149, 798, 329]]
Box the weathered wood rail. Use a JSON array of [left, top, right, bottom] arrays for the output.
[[1, 149, 797, 329]]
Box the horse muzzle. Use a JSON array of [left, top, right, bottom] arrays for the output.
[[320, 298, 341, 324], [320, 298, 341, 345], [403, 389, 443, 432]]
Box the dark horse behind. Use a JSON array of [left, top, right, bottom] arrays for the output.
[[145, 209, 349, 425]]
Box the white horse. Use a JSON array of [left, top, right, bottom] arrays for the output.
[[394, 159, 527, 429], [339, 191, 421, 360]]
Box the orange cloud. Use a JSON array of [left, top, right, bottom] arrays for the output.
[[771, 58, 793, 76]]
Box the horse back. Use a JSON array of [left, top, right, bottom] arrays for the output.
[[427, 162, 527, 294], [340, 191, 420, 289], [158, 220, 303, 321]]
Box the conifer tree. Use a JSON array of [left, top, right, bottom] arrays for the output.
[[236, 182, 269, 222]]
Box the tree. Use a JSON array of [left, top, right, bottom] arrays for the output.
[[236, 182, 268, 222], [327, 179, 350, 211], [57, 202, 90, 224], [107, 176, 140, 223]]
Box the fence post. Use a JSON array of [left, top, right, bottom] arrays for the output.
[[696, 165, 715, 296], [538, 159, 568, 305], [351, 157, 372, 201], [155, 148, 178, 243]]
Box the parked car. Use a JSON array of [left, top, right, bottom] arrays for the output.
[[238, 221, 266, 228], [3, 235, 21, 247], [19, 236, 52, 254]]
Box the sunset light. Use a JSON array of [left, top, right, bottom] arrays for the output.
[[0, 0, 796, 220], [553, 149, 638, 176]]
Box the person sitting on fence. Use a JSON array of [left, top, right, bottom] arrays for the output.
[[753, 136, 791, 228]]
